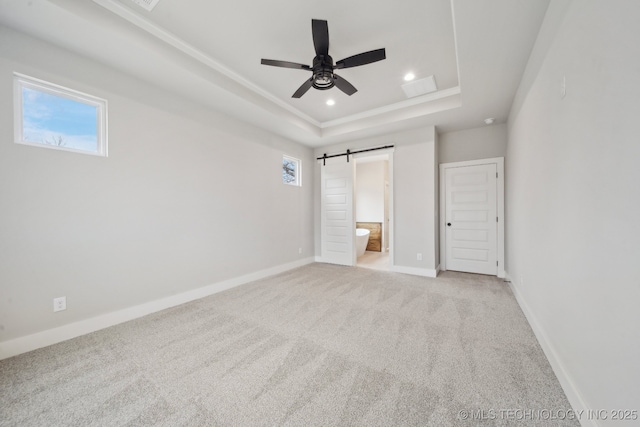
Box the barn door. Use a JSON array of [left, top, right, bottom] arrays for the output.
[[320, 158, 356, 266]]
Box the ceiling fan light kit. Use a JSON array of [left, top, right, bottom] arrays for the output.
[[261, 19, 386, 98]]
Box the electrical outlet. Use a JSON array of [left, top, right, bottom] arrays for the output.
[[53, 296, 66, 312], [298, 247, 302, 254], [417, 253, 422, 261]]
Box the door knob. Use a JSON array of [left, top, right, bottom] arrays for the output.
[[447, 223, 451, 226]]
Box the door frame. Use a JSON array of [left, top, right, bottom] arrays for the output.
[[354, 150, 394, 268], [439, 157, 505, 278], [317, 148, 395, 267]]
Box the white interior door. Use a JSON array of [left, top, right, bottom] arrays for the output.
[[445, 163, 497, 275], [321, 158, 355, 266]]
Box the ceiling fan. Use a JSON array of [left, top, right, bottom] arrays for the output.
[[261, 19, 386, 98]]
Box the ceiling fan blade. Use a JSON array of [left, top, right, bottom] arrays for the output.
[[292, 78, 314, 98], [312, 19, 329, 56], [335, 48, 386, 69], [334, 75, 357, 96], [261, 59, 311, 70]]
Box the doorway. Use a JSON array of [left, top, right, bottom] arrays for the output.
[[355, 154, 390, 271], [319, 148, 394, 269], [439, 157, 505, 277]]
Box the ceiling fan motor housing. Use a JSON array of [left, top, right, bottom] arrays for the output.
[[312, 55, 335, 90]]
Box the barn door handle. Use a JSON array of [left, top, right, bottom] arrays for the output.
[[447, 223, 451, 226]]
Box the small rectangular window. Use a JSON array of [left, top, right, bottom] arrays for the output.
[[14, 73, 107, 156], [282, 155, 301, 186]]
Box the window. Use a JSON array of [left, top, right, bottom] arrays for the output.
[[14, 73, 107, 156], [282, 155, 301, 186]]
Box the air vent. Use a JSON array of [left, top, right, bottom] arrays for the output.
[[128, 0, 160, 11], [401, 75, 438, 98]]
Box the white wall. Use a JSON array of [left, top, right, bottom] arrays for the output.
[[0, 27, 314, 350], [315, 127, 439, 275], [438, 123, 507, 164], [506, 0, 640, 423], [355, 161, 385, 223]]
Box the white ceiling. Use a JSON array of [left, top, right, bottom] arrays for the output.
[[0, 0, 550, 147]]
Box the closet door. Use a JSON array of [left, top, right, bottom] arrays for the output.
[[444, 163, 497, 275]]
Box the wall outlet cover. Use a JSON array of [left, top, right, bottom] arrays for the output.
[[53, 296, 66, 312]]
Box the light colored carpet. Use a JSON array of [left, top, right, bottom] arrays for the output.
[[0, 263, 578, 426]]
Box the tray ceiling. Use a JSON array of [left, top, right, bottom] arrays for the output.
[[0, 0, 551, 147]]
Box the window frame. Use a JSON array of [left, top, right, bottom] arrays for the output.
[[13, 73, 108, 157], [282, 154, 302, 187]]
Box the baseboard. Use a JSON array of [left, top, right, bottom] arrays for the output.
[[315, 257, 439, 278], [506, 274, 597, 427], [0, 257, 315, 360], [390, 264, 439, 278]]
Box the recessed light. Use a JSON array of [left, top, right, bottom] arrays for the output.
[[484, 118, 495, 125], [404, 73, 415, 82], [326, 99, 335, 106]]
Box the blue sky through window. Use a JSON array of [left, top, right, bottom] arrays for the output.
[[282, 156, 301, 186], [22, 86, 98, 152], [283, 158, 297, 184]]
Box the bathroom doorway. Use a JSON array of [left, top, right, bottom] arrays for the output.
[[355, 154, 391, 271]]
